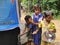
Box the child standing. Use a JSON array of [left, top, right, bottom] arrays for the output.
[[21, 15, 33, 45], [38, 11, 56, 45], [31, 4, 43, 45]]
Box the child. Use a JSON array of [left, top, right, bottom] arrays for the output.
[[21, 15, 33, 45], [31, 4, 43, 45], [38, 11, 56, 45]]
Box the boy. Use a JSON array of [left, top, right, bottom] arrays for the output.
[[38, 11, 56, 45]]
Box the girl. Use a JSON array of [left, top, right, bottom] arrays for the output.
[[38, 11, 56, 45], [21, 15, 33, 45], [31, 4, 43, 45]]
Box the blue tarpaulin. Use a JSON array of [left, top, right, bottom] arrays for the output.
[[0, 0, 19, 31]]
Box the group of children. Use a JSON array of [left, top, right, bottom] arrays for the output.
[[21, 4, 56, 45]]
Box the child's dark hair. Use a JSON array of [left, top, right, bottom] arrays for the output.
[[24, 15, 31, 22], [33, 4, 42, 12], [44, 11, 54, 18]]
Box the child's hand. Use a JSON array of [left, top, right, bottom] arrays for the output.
[[52, 29, 56, 33], [49, 29, 56, 33], [20, 33, 24, 36], [20, 34, 23, 36], [20, 32, 26, 36], [32, 31, 37, 35], [32, 30, 39, 35]]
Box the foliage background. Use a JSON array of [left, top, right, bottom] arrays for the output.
[[19, 0, 60, 20]]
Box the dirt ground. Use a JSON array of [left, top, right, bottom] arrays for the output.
[[20, 10, 60, 45], [53, 20, 60, 42]]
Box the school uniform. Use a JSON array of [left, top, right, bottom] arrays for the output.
[[32, 13, 43, 45], [0, 0, 20, 45]]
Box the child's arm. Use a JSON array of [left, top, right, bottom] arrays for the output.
[[30, 20, 39, 25], [53, 23, 56, 33], [32, 29, 39, 35], [32, 22, 42, 35], [29, 18, 39, 25], [32, 21, 42, 35], [31, 21, 38, 25], [20, 26, 31, 36], [20, 26, 27, 36], [52, 29, 56, 33]]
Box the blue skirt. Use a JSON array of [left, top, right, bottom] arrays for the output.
[[32, 28, 42, 45]]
